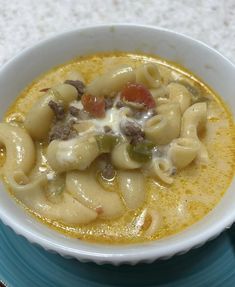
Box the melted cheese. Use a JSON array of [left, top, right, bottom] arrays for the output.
[[90, 106, 128, 135]]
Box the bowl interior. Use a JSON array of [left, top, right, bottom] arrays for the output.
[[0, 25, 234, 264]]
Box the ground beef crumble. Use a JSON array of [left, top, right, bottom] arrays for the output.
[[104, 97, 114, 110], [120, 120, 144, 137], [68, 106, 90, 120], [48, 100, 65, 120], [49, 120, 76, 142], [120, 120, 145, 145]]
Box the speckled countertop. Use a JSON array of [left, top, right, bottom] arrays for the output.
[[0, 0, 234, 66]]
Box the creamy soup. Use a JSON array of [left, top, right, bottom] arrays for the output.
[[0, 53, 234, 244]]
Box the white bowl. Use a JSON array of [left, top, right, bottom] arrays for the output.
[[0, 24, 234, 265]]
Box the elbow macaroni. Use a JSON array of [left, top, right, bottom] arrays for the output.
[[8, 170, 97, 225], [149, 158, 174, 184], [145, 103, 181, 145], [0, 123, 35, 175], [118, 170, 145, 210], [46, 192, 98, 225], [24, 84, 77, 140], [47, 136, 100, 172], [66, 171, 125, 219], [144, 114, 169, 145], [169, 137, 200, 169], [168, 82, 191, 113], [111, 142, 141, 169], [181, 102, 208, 163], [86, 66, 135, 97], [136, 63, 161, 89], [181, 102, 207, 138], [156, 103, 181, 142], [143, 208, 161, 237]]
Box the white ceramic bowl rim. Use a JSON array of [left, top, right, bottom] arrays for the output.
[[0, 24, 234, 265]]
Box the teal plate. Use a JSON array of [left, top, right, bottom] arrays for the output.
[[1, 221, 235, 287]]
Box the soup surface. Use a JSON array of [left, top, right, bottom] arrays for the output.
[[0, 53, 234, 244]]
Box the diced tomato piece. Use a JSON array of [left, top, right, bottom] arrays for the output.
[[81, 94, 105, 118], [121, 83, 156, 109]]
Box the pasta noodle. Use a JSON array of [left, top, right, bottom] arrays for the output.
[[7, 171, 97, 225], [47, 192, 97, 225], [0, 123, 35, 175], [66, 171, 125, 219], [86, 66, 135, 97], [7, 171, 47, 192], [156, 103, 181, 142], [111, 142, 141, 169], [47, 136, 100, 172], [181, 102, 208, 163], [24, 84, 77, 140], [118, 170, 145, 210], [144, 114, 169, 144], [136, 63, 161, 88], [181, 102, 207, 138], [169, 138, 200, 169], [145, 103, 181, 145], [168, 82, 191, 113], [148, 158, 174, 184], [142, 208, 161, 237], [149, 86, 168, 99]]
